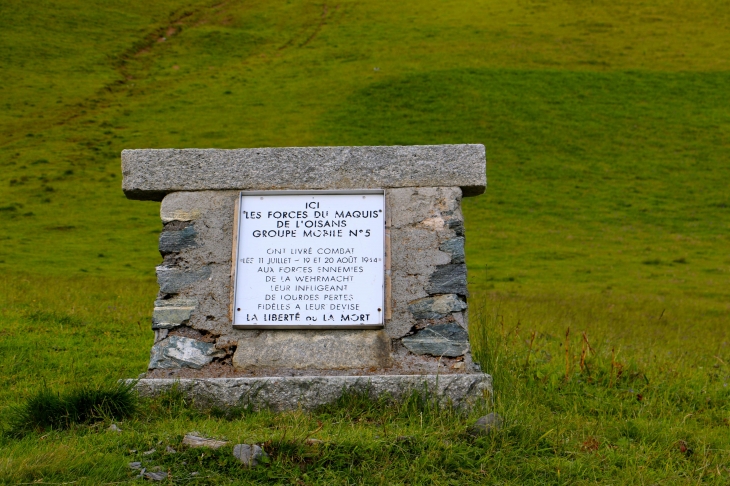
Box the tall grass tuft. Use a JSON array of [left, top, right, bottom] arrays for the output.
[[6, 381, 136, 437]]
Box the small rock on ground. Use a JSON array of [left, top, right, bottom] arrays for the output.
[[143, 448, 156, 455], [468, 413, 504, 436], [128, 462, 142, 470], [108, 423, 122, 432], [166, 445, 177, 454], [233, 444, 268, 467], [144, 471, 168, 481], [183, 432, 229, 449]]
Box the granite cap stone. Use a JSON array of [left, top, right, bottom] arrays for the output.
[[122, 145, 486, 201]]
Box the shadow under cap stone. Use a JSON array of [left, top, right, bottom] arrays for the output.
[[439, 237, 465, 264], [159, 224, 198, 254], [426, 264, 468, 296], [149, 335, 225, 369], [401, 323, 470, 357], [122, 145, 486, 201], [408, 294, 467, 320], [156, 265, 212, 294], [152, 297, 197, 329]]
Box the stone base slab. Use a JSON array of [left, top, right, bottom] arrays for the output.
[[131, 374, 491, 412]]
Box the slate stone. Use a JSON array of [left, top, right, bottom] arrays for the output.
[[149, 335, 225, 370], [446, 219, 465, 237], [159, 224, 198, 254], [152, 297, 197, 329], [439, 237, 465, 264], [401, 323, 469, 357], [408, 294, 467, 320], [122, 145, 486, 201], [131, 374, 492, 411], [156, 265, 211, 294], [426, 264, 468, 296], [233, 444, 268, 468]]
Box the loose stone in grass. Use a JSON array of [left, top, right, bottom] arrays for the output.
[[108, 423, 122, 432], [143, 470, 168, 481], [165, 445, 177, 454], [143, 448, 156, 455], [182, 432, 229, 449], [468, 412, 504, 436], [233, 444, 268, 467], [128, 462, 142, 470]]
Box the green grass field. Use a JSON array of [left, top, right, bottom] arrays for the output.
[[1, 0, 729, 483]]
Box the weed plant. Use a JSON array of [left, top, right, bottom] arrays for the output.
[[5, 381, 136, 438]]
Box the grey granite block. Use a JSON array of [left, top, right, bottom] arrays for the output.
[[232, 330, 392, 370], [131, 374, 491, 411], [401, 323, 470, 357], [122, 145, 486, 201]]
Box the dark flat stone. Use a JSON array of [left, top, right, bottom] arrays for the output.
[[426, 264, 468, 296], [159, 224, 198, 254], [408, 294, 467, 320], [446, 219, 464, 237], [439, 237, 465, 264], [152, 297, 197, 329], [157, 266, 211, 294], [401, 323, 469, 357]]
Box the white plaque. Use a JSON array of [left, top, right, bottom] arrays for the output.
[[232, 190, 385, 329]]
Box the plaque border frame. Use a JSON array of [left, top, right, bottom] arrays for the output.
[[230, 189, 387, 330]]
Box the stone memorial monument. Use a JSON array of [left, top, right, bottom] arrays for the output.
[[122, 145, 490, 410]]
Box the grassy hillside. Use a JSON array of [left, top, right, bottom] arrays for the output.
[[1, 0, 729, 483]]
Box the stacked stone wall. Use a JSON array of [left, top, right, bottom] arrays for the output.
[[145, 187, 479, 377]]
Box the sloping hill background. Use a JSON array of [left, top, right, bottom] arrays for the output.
[[1, 1, 729, 481]]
